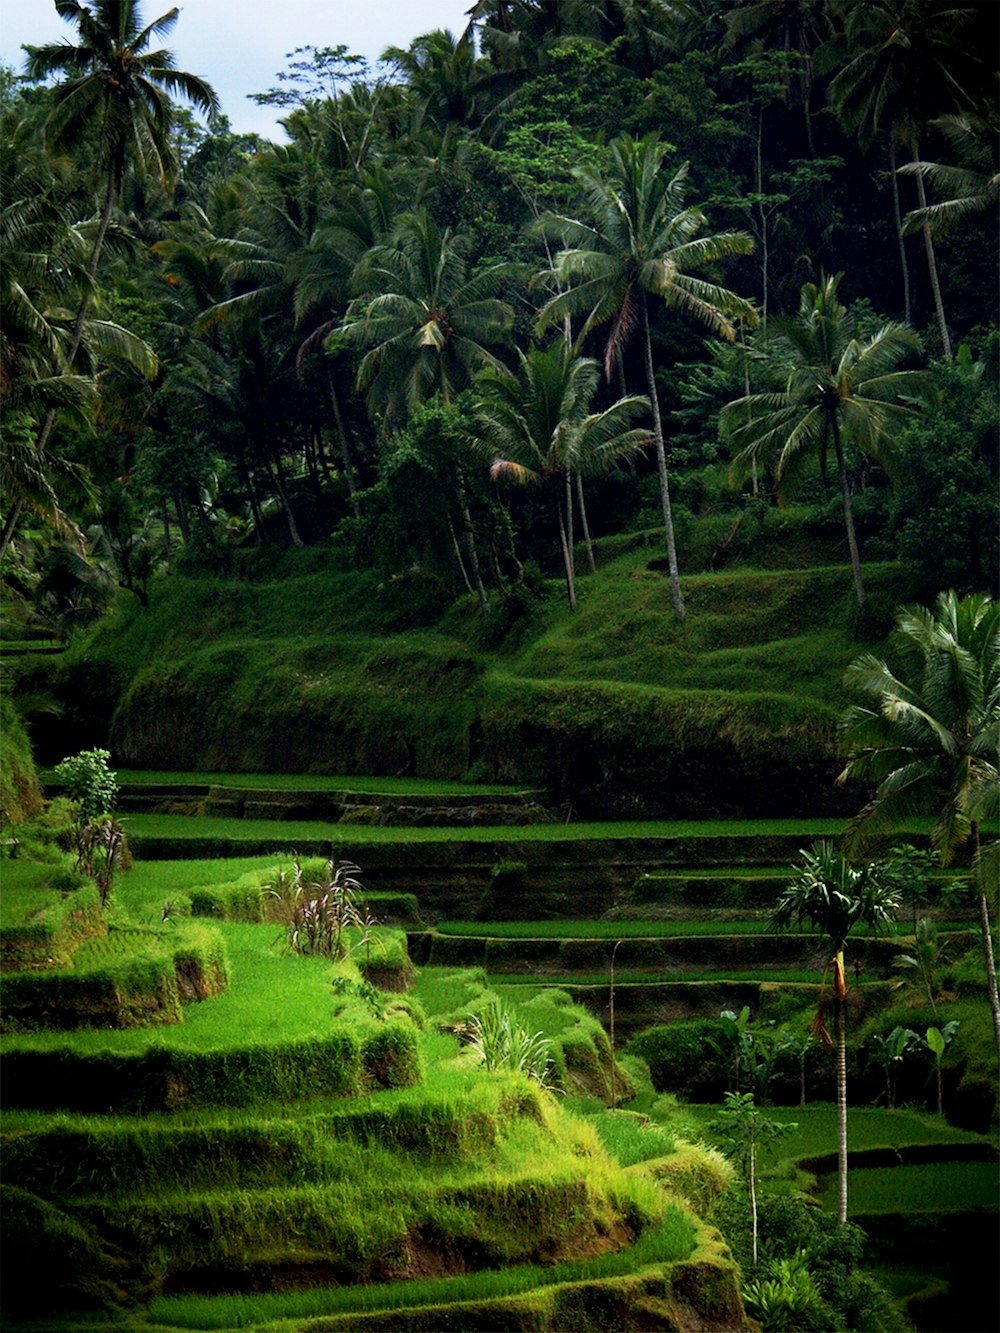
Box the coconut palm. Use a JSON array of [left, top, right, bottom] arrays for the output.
[[899, 106, 1000, 238], [721, 273, 924, 608], [381, 28, 499, 131], [772, 842, 900, 1225], [25, 0, 218, 367], [535, 133, 755, 620], [339, 208, 516, 429], [839, 591, 1000, 1067], [1, 118, 156, 558], [473, 339, 649, 609], [722, 0, 833, 155], [821, 0, 979, 357]]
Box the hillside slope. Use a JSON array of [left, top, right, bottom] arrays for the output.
[[13, 535, 917, 817]]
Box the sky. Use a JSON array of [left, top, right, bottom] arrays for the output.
[[2, 0, 474, 140]]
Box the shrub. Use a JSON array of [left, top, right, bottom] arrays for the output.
[[742, 1252, 831, 1332], [361, 1020, 425, 1090], [52, 748, 117, 821], [270, 856, 371, 960], [628, 1020, 728, 1099], [50, 749, 125, 905]]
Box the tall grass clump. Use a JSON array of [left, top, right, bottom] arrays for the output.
[[270, 856, 370, 959], [467, 999, 556, 1089]]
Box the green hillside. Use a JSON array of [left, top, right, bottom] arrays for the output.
[[11, 531, 918, 819]]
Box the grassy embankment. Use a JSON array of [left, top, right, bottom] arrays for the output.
[[4, 525, 996, 1328], [11, 533, 921, 819]]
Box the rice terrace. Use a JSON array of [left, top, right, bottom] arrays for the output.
[[1, 2, 998, 1331]]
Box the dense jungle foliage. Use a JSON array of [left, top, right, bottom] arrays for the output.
[[2, 0, 997, 649]]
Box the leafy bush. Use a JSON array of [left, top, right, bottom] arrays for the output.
[[628, 1020, 728, 1099], [742, 1252, 831, 1332], [52, 748, 117, 820], [50, 749, 125, 905]]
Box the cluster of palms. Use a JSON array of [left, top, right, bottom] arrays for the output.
[[774, 587, 999, 1226], [1, 0, 994, 626]]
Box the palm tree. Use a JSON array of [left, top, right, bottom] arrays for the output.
[[25, 0, 218, 370], [721, 273, 924, 608], [381, 28, 499, 132], [822, 0, 979, 358], [473, 339, 649, 609], [1, 118, 156, 558], [772, 841, 900, 1225], [899, 106, 1000, 238], [722, 0, 833, 155], [839, 591, 1000, 1068], [535, 133, 755, 620], [468, 2, 599, 75], [339, 208, 516, 429]]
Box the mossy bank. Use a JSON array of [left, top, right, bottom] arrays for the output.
[[13, 543, 917, 819]]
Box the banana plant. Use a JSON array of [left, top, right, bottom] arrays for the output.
[[925, 1021, 959, 1116]]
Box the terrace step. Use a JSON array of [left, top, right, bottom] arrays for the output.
[[494, 979, 900, 1043], [412, 929, 907, 978], [129, 829, 890, 916], [51, 781, 556, 827]]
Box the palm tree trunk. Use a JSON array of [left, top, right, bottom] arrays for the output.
[[31, 170, 117, 467], [640, 293, 685, 620], [972, 821, 1000, 1071], [755, 106, 770, 330], [609, 940, 624, 1111], [448, 519, 475, 595], [328, 373, 361, 518], [889, 138, 912, 325], [912, 158, 952, 361], [832, 417, 865, 608], [556, 488, 577, 612], [749, 1137, 759, 1267], [65, 168, 117, 369], [575, 472, 597, 574], [240, 460, 265, 542], [271, 456, 305, 548], [564, 466, 575, 584], [456, 469, 489, 615], [173, 489, 191, 544], [834, 950, 848, 1226], [0, 497, 24, 561]]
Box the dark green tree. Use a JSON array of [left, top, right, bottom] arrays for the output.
[[339, 208, 516, 429], [822, 0, 980, 357], [473, 339, 649, 609], [25, 0, 218, 367]]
